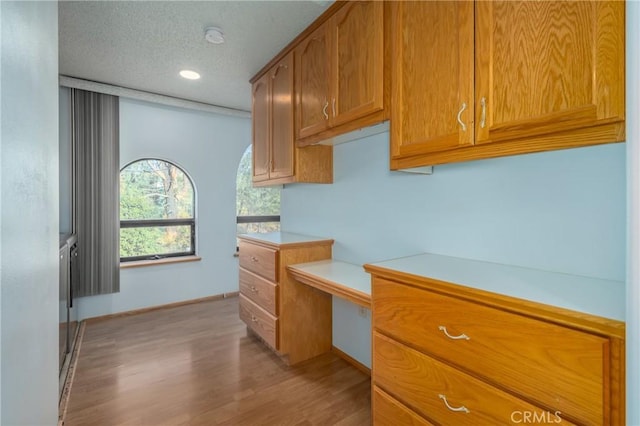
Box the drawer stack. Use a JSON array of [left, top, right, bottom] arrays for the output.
[[238, 242, 279, 349], [237, 233, 334, 365], [369, 275, 625, 425]]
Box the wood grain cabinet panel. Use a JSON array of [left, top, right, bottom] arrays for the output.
[[475, 1, 625, 146], [239, 269, 278, 316], [251, 74, 270, 182], [373, 332, 577, 426], [373, 277, 607, 425], [390, 0, 474, 159], [331, 1, 384, 127], [295, 0, 386, 146], [373, 386, 434, 426], [270, 59, 295, 180], [391, 0, 625, 169], [238, 241, 277, 282], [239, 294, 278, 350], [296, 24, 331, 140]]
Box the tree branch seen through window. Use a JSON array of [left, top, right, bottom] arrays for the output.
[[120, 159, 196, 261], [236, 146, 281, 234]]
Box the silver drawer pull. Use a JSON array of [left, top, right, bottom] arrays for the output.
[[438, 325, 470, 340], [439, 394, 470, 413], [251, 315, 258, 323], [250, 286, 258, 293], [250, 256, 259, 262]]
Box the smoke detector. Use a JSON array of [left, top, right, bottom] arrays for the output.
[[204, 27, 225, 45]]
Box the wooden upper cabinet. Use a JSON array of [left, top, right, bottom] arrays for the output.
[[390, 0, 625, 169], [295, 24, 331, 140], [475, 1, 625, 146], [251, 51, 332, 187], [269, 55, 295, 180], [295, 0, 387, 145], [390, 1, 474, 160], [252, 74, 270, 182], [331, 1, 384, 127]]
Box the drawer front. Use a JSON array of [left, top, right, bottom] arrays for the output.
[[239, 268, 278, 316], [373, 386, 434, 426], [373, 277, 608, 425], [239, 241, 277, 281], [239, 294, 278, 350], [373, 332, 576, 426]]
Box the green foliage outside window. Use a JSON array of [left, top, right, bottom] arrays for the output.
[[120, 159, 194, 258], [236, 146, 281, 234]]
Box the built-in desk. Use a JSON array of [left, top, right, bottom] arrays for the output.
[[287, 260, 371, 308], [287, 259, 371, 373]]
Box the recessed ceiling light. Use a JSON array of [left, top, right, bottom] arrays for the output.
[[204, 27, 225, 44], [179, 70, 201, 80]]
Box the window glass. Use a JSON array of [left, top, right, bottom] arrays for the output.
[[236, 145, 280, 234], [120, 159, 195, 261]]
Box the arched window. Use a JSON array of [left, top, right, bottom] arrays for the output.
[[236, 145, 280, 234], [120, 158, 196, 261]]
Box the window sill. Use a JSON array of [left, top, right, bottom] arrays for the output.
[[120, 255, 202, 269]]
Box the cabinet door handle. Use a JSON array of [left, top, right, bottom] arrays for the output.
[[438, 325, 470, 340], [250, 256, 259, 262], [322, 100, 329, 120], [271, 63, 288, 79], [438, 394, 470, 413], [456, 102, 467, 132], [480, 97, 486, 129], [332, 98, 336, 117], [250, 285, 258, 293], [251, 315, 258, 323]]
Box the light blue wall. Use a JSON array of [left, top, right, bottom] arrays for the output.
[[281, 134, 626, 367], [0, 1, 59, 424], [76, 98, 251, 319], [627, 3, 640, 423]]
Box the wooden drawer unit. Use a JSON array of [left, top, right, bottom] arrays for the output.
[[239, 268, 278, 316], [374, 332, 575, 425], [374, 277, 607, 424], [365, 253, 626, 426], [238, 240, 277, 281], [237, 233, 333, 365], [239, 294, 278, 350], [373, 386, 434, 426]]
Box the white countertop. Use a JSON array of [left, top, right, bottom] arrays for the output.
[[288, 259, 371, 307], [366, 253, 625, 321], [238, 231, 333, 247], [289, 259, 370, 295]]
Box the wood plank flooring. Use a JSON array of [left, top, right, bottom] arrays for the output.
[[63, 296, 371, 426]]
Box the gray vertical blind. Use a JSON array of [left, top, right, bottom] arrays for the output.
[[72, 89, 120, 297]]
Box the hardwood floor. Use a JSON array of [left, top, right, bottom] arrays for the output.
[[63, 296, 371, 426]]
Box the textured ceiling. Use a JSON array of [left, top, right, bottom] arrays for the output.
[[59, 1, 331, 112]]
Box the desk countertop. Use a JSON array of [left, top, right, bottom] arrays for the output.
[[287, 260, 371, 308]]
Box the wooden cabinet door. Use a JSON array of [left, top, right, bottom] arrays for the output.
[[270, 53, 294, 180], [252, 73, 270, 182], [390, 1, 474, 160], [295, 24, 330, 140], [474, 1, 625, 145], [330, 1, 384, 127]]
